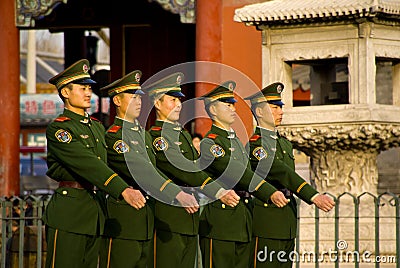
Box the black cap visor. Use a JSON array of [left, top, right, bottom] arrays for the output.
[[74, 78, 97, 85], [166, 90, 185, 97]]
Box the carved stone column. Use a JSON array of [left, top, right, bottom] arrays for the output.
[[279, 123, 400, 195]]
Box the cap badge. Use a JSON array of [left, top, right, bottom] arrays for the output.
[[228, 83, 234, 91], [135, 73, 141, 82], [277, 84, 282, 93], [83, 64, 89, 74]]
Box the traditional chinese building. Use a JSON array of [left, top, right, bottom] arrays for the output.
[[235, 0, 400, 195]]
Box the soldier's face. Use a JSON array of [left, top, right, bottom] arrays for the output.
[[268, 103, 283, 126], [62, 84, 92, 114], [155, 95, 182, 123], [210, 101, 236, 128], [116, 93, 142, 121]]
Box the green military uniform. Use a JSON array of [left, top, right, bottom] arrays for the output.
[[98, 71, 183, 268], [198, 81, 279, 268], [145, 73, 224, 268], [245, 83, 319, 268], [44, 59, 131, 268]]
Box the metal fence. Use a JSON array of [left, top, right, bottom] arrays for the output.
[[0, 193, 398, 268], [0, 195, 50, 268], [296, 192, 399, 268]]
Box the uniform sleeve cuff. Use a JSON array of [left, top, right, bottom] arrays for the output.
[[310, 193, 320, 202]]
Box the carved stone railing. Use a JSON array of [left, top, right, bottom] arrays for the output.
[[280, 123, 400, 195]]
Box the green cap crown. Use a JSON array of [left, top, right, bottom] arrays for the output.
[[199, 80, 237, 106], [244, 82, 284, 106], [49, 59, 96, 90], [144, 72, 185, 98], [100, 70, 144, 97]]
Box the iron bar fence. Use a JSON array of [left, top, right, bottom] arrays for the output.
[[0, 192, 398, 268]]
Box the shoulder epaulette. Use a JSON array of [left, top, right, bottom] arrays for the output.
[[207, 133, 218, 140], [151, 126, 162, 131], [107, 125, 122, 133], [90, 116, 100, 122], [249, 135, 261, 142], [54, 116, 71, 122]]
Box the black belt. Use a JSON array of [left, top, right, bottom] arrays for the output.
[[236, 190, 251, 198], [280, 188, 293, 198], [59, 181, 94, 190]]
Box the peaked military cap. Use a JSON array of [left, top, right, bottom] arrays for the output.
[[199, 80, 237, 106], [49, 59, 96, 90], [144, 72, 185, 99], [100, 70, 144, 97], [244, 82, 285, 106]]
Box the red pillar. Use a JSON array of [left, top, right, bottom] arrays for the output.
[[0, 0, 21, 196], [195, 0, 262, 141], [195, 0, 223, 136]]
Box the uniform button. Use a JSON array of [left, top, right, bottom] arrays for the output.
[[245, 199, 249, 204], [146, 145, 149, 148], [96, 138, 99, 142], [194, 160, 197, 163], [233, 157, 237, 160], [97, 156, 101, 159], [86, 144, 90, 148], [264, 203, 268, 207], [146, 196, 149, 200], [62, 190, 68, 195], [136, 150, 139, 153], [181, 150, 184, 153], [221, 204, 226, 209], [283, 150, 286, 154]]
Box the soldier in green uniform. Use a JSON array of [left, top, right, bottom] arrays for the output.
[[98, 70, 200, 268], [198, 81, 289, 268], [244, 82, 335, 267], [145, 72, 240, 268], [44, 59, 149, 268]]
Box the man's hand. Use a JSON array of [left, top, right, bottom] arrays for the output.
[[175, 191, 200, 214], [217, 189, 240, 208], [270, 191, 289, 208], [121, 188, 146, 210], [313, 194, 335, 212]]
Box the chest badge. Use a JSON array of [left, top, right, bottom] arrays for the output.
[[153, 137, 168, 151], [253, 147, 267, 160], [55, 129, 72, 143], [210, 144, 225, 158], [80, 134, 89, 139], [113, 140, 130, 154]]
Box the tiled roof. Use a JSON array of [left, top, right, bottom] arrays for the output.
[[234, 0, 400, 23]]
